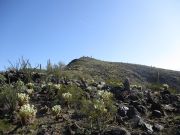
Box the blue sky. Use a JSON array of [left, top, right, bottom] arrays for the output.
[[0, 0, 180, 71]]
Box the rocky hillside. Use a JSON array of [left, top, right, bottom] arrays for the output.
[[0, 58, 180, 135], [0, 69, 179, 135], [66, 57, 180, 92]]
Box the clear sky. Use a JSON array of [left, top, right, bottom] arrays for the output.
[[1, 0, 180, 71]]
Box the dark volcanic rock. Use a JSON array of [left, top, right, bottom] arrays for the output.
[[103, 127, 130, 135], [123, 78, 130, 91], [136, 105, 147, 115], [131, 115, 153, 133], [128, 94, 139, 101], [150, 102, 164, 115], [127, 106, 139, 119], [152, 110, 162, 117], [110, 89, 127, 101]]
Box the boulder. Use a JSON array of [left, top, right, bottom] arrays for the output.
[[152, 110, 162, 117], [127, 106, 139, 119], [131, 115, 153, 133], [150, 102, 164, 114], [103, 127, 130, 135], [128, 93, 140, 101]]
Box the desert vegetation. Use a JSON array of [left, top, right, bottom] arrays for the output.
[[0, 57, 179, 135]]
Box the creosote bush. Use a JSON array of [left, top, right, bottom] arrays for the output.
[[0, 84, 18, 115]]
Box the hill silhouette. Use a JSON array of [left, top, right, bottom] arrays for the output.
[[66, 57, 180, 91]]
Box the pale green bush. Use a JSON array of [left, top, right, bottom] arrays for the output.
[[26, 82, 34, 89], [62, 92, 72, 102], [26, 89, 34, 95], [16, 80, 24, 87], [163, 84, 169, 90], [93, 99, 107, 113], [17, 93, 30, 106], [62, 92, 72, 108], [19, 104, 37, 125], [131, 84, 142, 90], [52, 105, 61, 117], [47, 82, 53, 87], [53, 84, 61, 90], [80, 97, 117, 132], [97, 90, 113, 101]]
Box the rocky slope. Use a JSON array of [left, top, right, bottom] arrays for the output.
[[66, 57, 180, 92], [0, 69, 180, 135]]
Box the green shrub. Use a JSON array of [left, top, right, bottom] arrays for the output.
[[0, 74, 6, 84], [0, 119, 14, 132], [80, 90, 117, 132], [46, 59, 65, 79], [14, 80, 26, 93], [97, 90, 113, 101], [60, 70, 93, 81], [105, 79, 123, 87], [0, 84, 18, 115], [147, 83, 163, 91], [56, 84, 84, 109]]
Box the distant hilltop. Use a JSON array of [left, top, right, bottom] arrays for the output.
[[66, 57, 180, 92]]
